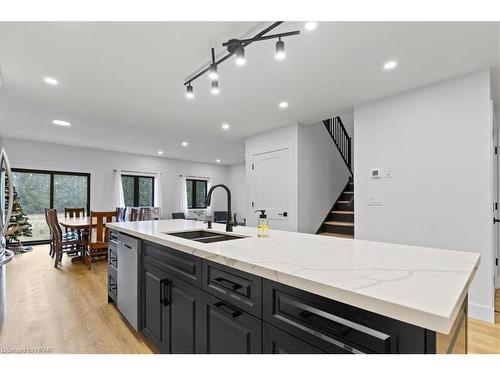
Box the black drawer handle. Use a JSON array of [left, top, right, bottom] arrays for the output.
[[121, 242, 133, 250], [214, 301, 241, 318], [109, 255, 117, 262], [161, 280, 171, 306], [214, 277, 242, 291], [299, 311, 349, 336]]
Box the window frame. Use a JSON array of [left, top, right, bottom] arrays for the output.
[[11, 168, 91, 245], [121, 174, 155, 207], [186, 179, 208, 209]]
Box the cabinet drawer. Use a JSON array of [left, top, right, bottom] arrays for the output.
[[118, 232, 139, 251], [263, 323, 326, 354], [202, 260, 262, 318], [108, 242, 118, 268], [108, 262, 117, 281], [108, 273, 118, 302], [200, 293, 262, 354], [263, 280, 397, 354], [144, 241, 201, 287]]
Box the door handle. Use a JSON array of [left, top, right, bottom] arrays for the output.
[[161, 280, 171, 306], [278, 212, 288, 217], [213, 301, 241, 318], [494, 218, 500, 224]]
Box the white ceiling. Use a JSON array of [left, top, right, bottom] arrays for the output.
[[0, 21, 499, 165]]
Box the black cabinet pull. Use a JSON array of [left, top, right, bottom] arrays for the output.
[[213, 301, 241, 318], [161, 279, 171, 306], [299, 311, 349, 336], [214, 277, 242, 291]]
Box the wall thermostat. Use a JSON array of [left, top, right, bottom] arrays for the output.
[[370, 168, 381, 178]]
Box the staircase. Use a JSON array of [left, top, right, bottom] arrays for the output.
[[317, 116, 354, 239]]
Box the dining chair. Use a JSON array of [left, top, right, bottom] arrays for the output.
[[116, 207, 127, 222], [84, 210, 117, 270], [130, 208, 141, 221], [46, 209, 82, 267], [140, 207, 153, 221], [172, 212, 186, 219], [64, 207, 85, 218]]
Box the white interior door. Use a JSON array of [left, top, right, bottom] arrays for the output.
[[250, 147, 292, 231]]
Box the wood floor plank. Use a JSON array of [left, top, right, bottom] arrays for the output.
[[0, 245, 154, 354]]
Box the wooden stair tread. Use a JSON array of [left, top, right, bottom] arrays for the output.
[[332, 210, 354, 214], [337, 200, 351, 204], [319, 232, 354, 239], [343, 191, 354, 194], [324, 221, 354, 227]]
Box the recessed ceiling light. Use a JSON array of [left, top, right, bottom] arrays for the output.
[[383, 60, 398, 70], [216, 159, 221, 163], [44, 77, 59, 86], [52, 119, 71, 127], [182, 141, 188, 147], [221, 123, 230, 130], [305, 22, 317, 31], [157, 150, 163, 155], [279, 101, 288, 109]]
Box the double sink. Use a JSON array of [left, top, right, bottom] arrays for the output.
[[166, 230, 247, 243]]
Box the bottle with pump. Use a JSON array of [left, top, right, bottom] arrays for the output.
[[255, 210, 269, 238]]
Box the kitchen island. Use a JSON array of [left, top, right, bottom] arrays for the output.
[[106, 219, 479, 354]]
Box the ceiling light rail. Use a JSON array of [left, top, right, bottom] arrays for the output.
[[183, 22, 300, 96]]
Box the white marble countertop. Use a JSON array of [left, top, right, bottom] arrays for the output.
[[107, 219, 479, 334]]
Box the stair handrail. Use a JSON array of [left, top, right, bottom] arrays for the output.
[[323, 116, 352, 175]]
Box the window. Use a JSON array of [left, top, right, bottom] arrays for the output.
[[186, 179, 207, 209], [12, 169, 90, 244], [122, 175, 154, 207]]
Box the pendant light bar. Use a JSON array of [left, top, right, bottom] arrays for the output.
[[183, 22, 299, 88]]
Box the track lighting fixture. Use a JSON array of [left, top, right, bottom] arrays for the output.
[[208, 48, 218, 80], [235, 45, 246, 66], [186, 83, 194, 99], [211, 80, 220, 95], [275, 38, 285, 60], [183, 22, 300, 97], [208, 64, 218, 80]]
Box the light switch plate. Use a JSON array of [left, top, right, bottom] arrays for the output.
[[368, 195, 382, 206], [370, 168, 381, 178]]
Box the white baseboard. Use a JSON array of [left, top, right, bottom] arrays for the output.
[[468, 302, 495, 323]]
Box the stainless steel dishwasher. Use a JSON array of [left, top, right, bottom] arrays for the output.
[[117, 232, 139, 330]]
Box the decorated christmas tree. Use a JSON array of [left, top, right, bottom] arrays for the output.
[[4, 177, 32, 247]]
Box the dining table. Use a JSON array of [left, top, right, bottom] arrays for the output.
[[58, 216, 97, 263]]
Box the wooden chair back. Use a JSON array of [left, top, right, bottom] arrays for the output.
[[88, 210, 117, 245], [116, 207, 127, 222], [64, 207, 85, 218], [140, 207, 152, 221], [129, 208, 141, 222]]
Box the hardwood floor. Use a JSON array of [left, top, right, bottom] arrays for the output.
[[1, 244, 500, 354], [0, 245, 153, 354]]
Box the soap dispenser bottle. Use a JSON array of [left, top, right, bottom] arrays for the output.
[[255, 210, 269, 238]]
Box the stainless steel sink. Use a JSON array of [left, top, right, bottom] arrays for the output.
[[166, 230, 247, 243]]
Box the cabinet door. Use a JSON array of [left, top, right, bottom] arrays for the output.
[[263, 323, 326, 354], [142, 262, 169, 352], [166, 274, 206, 354], [200, 293, 262, 354]]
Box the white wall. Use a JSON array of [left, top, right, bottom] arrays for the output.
[[245, 124, 299, 230], [354, 70, 494, 322], [2, 138, 230, 217], [297, 122, 351, 233], [227, 163, 247, 223]]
